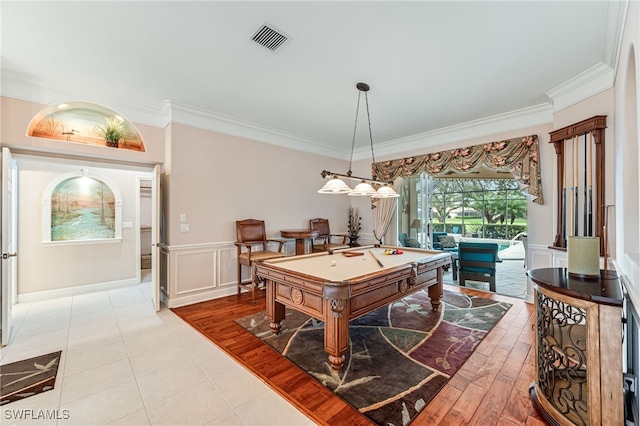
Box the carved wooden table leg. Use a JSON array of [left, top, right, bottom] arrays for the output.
[[428, 272, 443, 311], [269, 321, 282, 334], [265, 279, 285, 334], [328, 355, 346, 371], [324, 286, 351, 371]]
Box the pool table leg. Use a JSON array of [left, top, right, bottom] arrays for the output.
[[328, 354, 345, 371], [428, 270, 444, 311], [265, 280, 285, 334], [324, 295, 351, 371]]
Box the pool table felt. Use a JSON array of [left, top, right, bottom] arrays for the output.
[[261, 246, 447, 282]]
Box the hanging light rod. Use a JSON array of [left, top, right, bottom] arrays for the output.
[[319, 170, 390, 186], [317, 82, 399, 198]]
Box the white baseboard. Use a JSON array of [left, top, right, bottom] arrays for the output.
[[18, 278, 139, 303], [166, 286, 237, 308]]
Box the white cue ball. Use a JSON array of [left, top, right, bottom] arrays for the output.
[[331, 260, 337, 267]]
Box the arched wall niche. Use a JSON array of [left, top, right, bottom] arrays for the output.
[[27, 101, 145, 152], [42, 169, 123, 244]]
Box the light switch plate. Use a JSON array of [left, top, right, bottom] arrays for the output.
[[122, 221, 134, 229], [180, 214, 187, 223], [180, 223, 190, 232]]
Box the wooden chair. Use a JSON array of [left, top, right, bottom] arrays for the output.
[[235, 219, 285, 303], [309, 218, 349, 253], [457, 242, 501, 292]]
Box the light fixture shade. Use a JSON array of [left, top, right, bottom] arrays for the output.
[[318, 177, 352, 194], [371, 185, 400, 198], [348, 181, 377, 196]]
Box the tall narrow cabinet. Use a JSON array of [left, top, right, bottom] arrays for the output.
[[527, 268, 623, 425]]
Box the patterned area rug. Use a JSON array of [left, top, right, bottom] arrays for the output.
[[237, 290, 511, 426], [0, 351, 62, 406]]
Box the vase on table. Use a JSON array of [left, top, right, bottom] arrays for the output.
[[348, 236, 360, 247]]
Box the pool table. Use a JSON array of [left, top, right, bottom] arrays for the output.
[[254, 245, 452, 370]]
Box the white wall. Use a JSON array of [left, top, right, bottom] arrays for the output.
[[614, 0, 640, 306]]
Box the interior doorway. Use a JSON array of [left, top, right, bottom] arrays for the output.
[[2, 153, 161, 321], [138, 178, 152, 284]]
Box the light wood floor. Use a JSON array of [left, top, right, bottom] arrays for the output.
[[171, 284, 547, 425]]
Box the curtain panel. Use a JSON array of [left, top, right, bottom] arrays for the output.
[[373, 179, 401, 243], [371, 135, 543, 204]]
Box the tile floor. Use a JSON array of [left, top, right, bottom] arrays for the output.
[[0, 274, 313, 426], [443, 257, 529, 299]]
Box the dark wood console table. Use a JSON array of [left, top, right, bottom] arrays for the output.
[[527, 267, 623, 426], [280, 229, 319, 256]]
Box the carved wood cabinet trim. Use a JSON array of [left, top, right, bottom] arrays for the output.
[[549, 115, 607, 255]]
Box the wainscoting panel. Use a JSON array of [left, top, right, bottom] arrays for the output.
[[162, 237, 387, 308], [163, 242, 245, 308], [279, 240, 296, 257], [358, 235, 377, 247], [174, 250, 216, 295], [528, 244, 554, 271], [551, 250, 568, 267], [218, 246, 239, 288], [525, 244, 557, 303]]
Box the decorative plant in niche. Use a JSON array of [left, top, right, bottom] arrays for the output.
[[348, 207, 362, 238], [97, 116, 125, 148]]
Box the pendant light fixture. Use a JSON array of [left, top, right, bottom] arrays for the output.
[[317, 83, 399, 198]]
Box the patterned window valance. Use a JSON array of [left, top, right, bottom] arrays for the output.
[[371, 135, 543, 204]]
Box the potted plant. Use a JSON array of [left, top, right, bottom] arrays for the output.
[[347, 207, 361, 247], [97, 116, 125, 148], [468, 223, 482, 238]]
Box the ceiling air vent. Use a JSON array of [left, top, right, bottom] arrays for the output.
[[250, 23, 290, 53]]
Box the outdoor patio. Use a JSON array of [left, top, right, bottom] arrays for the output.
[[442, 242, 528, 299]]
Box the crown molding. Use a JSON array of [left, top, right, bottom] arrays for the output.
[[1, 70, 345, 158], [543, 0, 628, 112], [604, 0, 629, 79], [545, 62, 615, 113], [0, 57, 614, 162], [165, 100, 348, 159], [355, 103, 554, 161], [0, 69, 169, 129]]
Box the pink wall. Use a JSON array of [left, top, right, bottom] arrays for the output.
[[165, 123, 351, 246]]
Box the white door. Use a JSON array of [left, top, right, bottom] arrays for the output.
[[151, 165, 161, 311], [1, 148, 18, 346]]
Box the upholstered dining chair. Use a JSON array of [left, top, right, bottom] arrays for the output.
[[235, 219, 285, 303], [309, 218, 349, 253], [457, 242, 501, 292]]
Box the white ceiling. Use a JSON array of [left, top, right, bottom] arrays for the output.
[[0, 1, 627, 160]]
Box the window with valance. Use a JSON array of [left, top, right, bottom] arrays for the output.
[[371, 135, 543, 204]]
